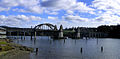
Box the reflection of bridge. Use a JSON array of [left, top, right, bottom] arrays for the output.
[[4, 23, 108, 39]]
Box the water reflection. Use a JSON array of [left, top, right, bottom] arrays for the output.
[[10, 36, 120, 59]]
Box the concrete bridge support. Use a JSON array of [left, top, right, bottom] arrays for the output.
[[76, 28, 80, 39], [58, 25, 64, 38]]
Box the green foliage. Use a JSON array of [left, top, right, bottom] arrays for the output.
[[63, 30, 75, 34], [0, 42, 13, 51], [0, 42, 7, 45], [0, 46, 13, 51]]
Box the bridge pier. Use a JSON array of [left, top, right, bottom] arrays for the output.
[[58, 25, 64, 39], [76, 28, 81, 39], [52, 25, 66, 39]]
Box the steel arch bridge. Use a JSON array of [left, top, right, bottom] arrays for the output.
[[33, 23, 59, 36], [34, 23, 58, 30]]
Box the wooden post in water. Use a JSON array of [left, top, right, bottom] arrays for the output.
[[101, 46, 103, 52], [97, 38, 98, 45], [36, 48, 38, 55], [49, 40, 52, 44], [80, 48, 83, 53], [31, 26, 33, 40], [95, 33, 97, 38], [21, 36, 22, 40], [36, 48, 38, 52], [31, 32, 32, 40], [64, 39, 65, 43]]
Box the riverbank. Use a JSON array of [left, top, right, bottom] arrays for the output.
[[0, 39, 33, 59]]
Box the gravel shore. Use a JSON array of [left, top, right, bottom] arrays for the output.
[[0, 49, 30, 59], [0, 39, 33, 59]]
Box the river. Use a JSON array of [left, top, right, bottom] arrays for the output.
[[10, 36, 120, 59]]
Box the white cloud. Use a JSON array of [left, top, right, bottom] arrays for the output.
[[48, 16, 58, 20], [41, 0, 94, 13], [0, 15, 42, 27], [0, 7, 10, 12], [66, 10, 74, 15], [0, 0, 18, 7], [0, 0, 94, 14], [94, 13, 120, 24], [64, 15, 88, 22], [90, 0, 120, 25], [41, 0, 76, 9], [0, 0, 43, 13], [0, 0, 120, 27], [13, 8, 29, 13], [92, 0, 120, 10], [45, 10, 58, 15], [73, 2, 94, 13], [92, 0, 120, 15]]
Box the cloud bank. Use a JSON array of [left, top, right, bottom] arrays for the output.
[[0, 0, 120, 28]]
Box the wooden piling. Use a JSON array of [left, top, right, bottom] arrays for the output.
[[31, 26, 33, 40], [64, 39, 65, 43], [101, 46, 103, 52], [21, 36, 22, 40], [36, 48, 38, 55], [81, 48, 83, 53]]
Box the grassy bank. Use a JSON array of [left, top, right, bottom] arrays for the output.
[[0, 39, 33, 59]]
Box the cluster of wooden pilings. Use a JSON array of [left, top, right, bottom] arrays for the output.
[[80, 46, 104, 54], [65, 28, 108, 39]]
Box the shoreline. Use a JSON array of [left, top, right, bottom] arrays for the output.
[[0, 38, 34, 59]]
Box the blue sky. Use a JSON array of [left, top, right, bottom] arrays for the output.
[[0, 0, 120, 28]]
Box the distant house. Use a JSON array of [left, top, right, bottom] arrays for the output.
[[0, 27, 6, 39]]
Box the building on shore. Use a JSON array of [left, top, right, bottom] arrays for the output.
[[0, 27, 6, 39]]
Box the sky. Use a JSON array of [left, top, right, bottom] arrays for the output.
[[0, 0, 120, 28]]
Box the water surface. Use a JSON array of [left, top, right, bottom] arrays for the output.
[[11, 36, 120, 59]]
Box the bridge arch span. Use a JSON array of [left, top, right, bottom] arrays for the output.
[[34, 23, 58, 30]]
